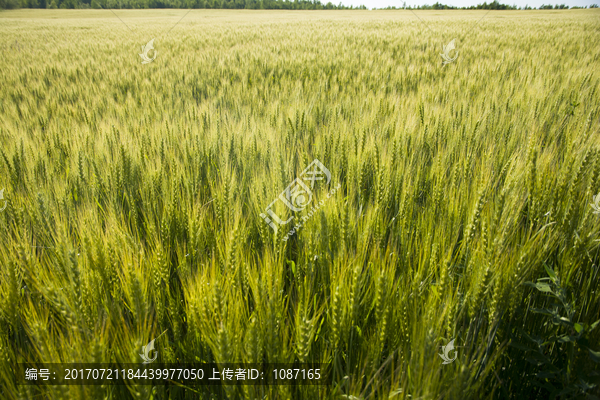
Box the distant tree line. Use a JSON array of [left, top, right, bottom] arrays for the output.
[[3, 0, 367, 9], [381, 1, 599, 9], [1, 0, 598, 10]]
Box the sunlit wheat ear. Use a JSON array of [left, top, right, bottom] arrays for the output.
[[264, 290, 283, 363], [168, 289, 183, 342], [225, 225, 239, 274], [348, 263, 361, 327], [374, 273, 389, 357], [244, 316, 262, 363], [329, 285, 342, 349], [507, 256, 525, 320], [465, 190, 486, 249], [469, 264, 491, 319], [488, 272, 506, 324]]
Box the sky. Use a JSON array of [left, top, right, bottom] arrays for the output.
[[338, 0, 599, 8]]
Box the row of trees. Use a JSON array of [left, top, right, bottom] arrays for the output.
[[381, 1, 598, 9], [2, 0, 598, 10], [5, 0, 367, 9]]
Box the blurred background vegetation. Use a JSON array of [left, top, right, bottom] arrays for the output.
[[3, 0, 597, 11]]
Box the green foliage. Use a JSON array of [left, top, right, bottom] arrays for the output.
[[0, 0, 20, 9], [392, 1, 519, 9], [512, 264, 600, 399], [4, 0, 364, 9]]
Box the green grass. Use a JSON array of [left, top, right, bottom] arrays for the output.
[[1, 8, 600, 400]]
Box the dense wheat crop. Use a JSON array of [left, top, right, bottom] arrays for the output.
[[1, 8, 600, 400]]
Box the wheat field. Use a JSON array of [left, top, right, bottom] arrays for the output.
[[1, 8, 600, 400]]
